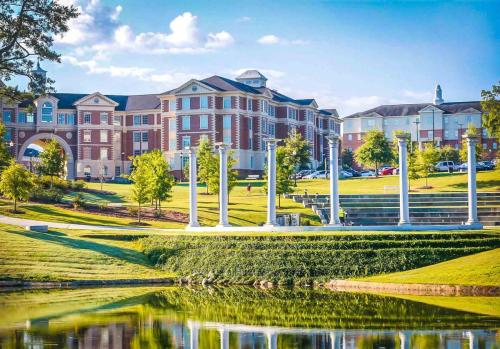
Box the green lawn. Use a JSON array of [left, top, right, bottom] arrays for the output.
[[0, 224, 173, 281], [362, 248, 500, 286]]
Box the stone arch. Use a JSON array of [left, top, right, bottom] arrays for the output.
[[17, 132, 75, 179]]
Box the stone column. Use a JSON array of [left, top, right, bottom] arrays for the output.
[[266, 332, 277, 349], [396, 133, 411, 226], [216, 143, 231, 227], [188, 322, 199, 349], [399, 331, 411, 349], [187, 147, 200, 228], [329, 332, 341, 349], [219, 328, 229, 349], [326, 134, 341, 225], [265, 138, 277, 227], [464, 134, 481, 227]]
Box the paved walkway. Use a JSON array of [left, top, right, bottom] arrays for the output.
[[0, 214, 483, 232]]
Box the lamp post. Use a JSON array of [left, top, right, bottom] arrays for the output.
[[432, 108, 435, 144]]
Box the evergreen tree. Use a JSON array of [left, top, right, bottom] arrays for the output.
[[355, 130, 394, 177], [37, 139, 65, 188], [0, 160, 34, 212]]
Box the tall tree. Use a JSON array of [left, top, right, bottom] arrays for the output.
[[144, 150, 174, 216], [283, 129, 311, 184], [130, 154, 150, 223], [341, 148, 354, 169], [417, 143, 440, 188], [0, 160, 34, 212], [0, 0, 78, 100], [0, 122, 12, 170], [196, 140, 216, 194], [440, 145, 460, 164], [37, 139, 65, 187], [355, 130, 394, 177], [481, 82, 499, 140]]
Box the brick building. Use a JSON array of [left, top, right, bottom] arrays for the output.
[[342, 85, 497, 161], [1, 69, 341, 179]]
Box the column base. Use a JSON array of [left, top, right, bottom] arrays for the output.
[[215, 223, 232, 229], [465, 220, 483, 228], [325, 223, 341, 227], [186, 222, 200, 229], [398, 221, 412, 227], [264, 222, 276, 228]]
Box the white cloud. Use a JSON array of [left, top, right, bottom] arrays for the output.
[[402, 89, 432, 100], [236, 16, 251, 23], [257, 34, 308, 46], [257, 35, 281, 45], [57, 4, 234, 57], [62, 55, 200, 86]]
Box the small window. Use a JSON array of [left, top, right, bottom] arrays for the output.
[[3, 129, 12, 141], [483, 143, 487, 149], [200, 96, 209, 109], [182, 136, 191, 149], [169, 139, 176, 151], [248, 118, 253, 130], [493, 143, 497, 150], [168, 118, 176, 131], [41, 102, 53, 123], [347, 134, 353, 141], [170, 99, 176, 111], [142, 132, 148, 142], [182, 116, 190, 130], [247, 98, 252, 111], [18, 112, 26, 123], [58, 113, 65, 125], [133, 115, 141, 125], [200, 134, 209, 142], [199, 115, 208, 129], [133, 132, 141, 142], [84, 112, 91, 124], [100, 112, 108, 124], [67, 114, 75, 125], [142, 115, 149, 125], [26, 113, 34, 123], [2, 111, 12, 123], [100, 130, 108, 142], [223, 96, 231, 109], [223, 115, 231, 129], [83, 130, 91, 142], [113, 115, 121, 125], [83, 147, 91, 159], [182, 97, 190, 110]]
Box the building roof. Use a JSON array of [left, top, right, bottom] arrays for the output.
[[201, 75, 262, 94], [19, 93, 160, 111], [235, 69, 268, 81], [345, 101, 482, 119], [320, 109, 340, 118]]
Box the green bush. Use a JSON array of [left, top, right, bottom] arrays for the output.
[[140, 233, 500, 284], [30, 188, 64, 203], [35, 176, 70, 191], [72, 193, 86, 209], [70, 180, 86, 191]]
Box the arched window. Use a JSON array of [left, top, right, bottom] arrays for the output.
[[41, 102, 53, 123]]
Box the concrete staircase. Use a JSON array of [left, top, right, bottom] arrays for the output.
[[288, 192, 500, 226]]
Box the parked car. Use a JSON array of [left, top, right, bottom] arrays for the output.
[[343, 167, 361, 177], [458, 163, 468, 172], [360, 170, 376, 177], [435, 161, 458, 172], [303, 170, 327, 179], [340, 170, 353, 178], [380, 167, 396, 176], [478, 161, 495, 170], [392, 168, 400, 175], [109, 176, 132, 184], [294, 169, 312, 179]]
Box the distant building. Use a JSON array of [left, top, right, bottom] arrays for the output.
[[342, 85, 497, 160], [0, 68, 341, 179]]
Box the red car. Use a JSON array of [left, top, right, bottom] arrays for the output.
[[380, 167, 395, 175]]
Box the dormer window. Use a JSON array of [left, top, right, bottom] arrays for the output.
[[41, 102, 53, 123]]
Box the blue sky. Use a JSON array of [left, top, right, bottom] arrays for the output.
[[22, 0, 500, 115]]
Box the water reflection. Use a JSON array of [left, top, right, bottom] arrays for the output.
[[0, 286, 498, 348]]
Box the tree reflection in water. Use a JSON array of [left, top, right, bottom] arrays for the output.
[[0, 286, 498, 348]]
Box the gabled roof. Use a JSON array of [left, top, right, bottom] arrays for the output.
[[19, 93, 160, 111], [201, 75, 262, 94], [345, 101, 482, 119], [320, 108, 340, 118]]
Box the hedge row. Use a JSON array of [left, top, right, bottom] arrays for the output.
[[140, 233, 499, 284]]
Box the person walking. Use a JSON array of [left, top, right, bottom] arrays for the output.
[[247, 183, 252, 196]]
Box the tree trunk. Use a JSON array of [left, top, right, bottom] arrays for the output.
[[278, 194, 281, 208], [14, 198, 17, 212], [138, 204, 141, 223], [375, 162, 379, 178], [158, 201, 161, 216]]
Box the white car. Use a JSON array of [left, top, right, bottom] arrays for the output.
[[435, 161, 458, 172], [340, 170, 353, 178], [360, 170, 376, 177], [303, 170, 327, 179]]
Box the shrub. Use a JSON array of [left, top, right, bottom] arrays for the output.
[[70, 180, 87, 191], [30, 188, 64, 203], [97, 200, 108, 210], [72, 193, 86, 209], [35, 176, 70, 191], [127, 206, 138, 217]]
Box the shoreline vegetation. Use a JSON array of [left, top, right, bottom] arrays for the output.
[[1, 224, 498, 294]]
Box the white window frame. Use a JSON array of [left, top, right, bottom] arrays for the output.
[[100, 130, 108, 143], [182, 116, 191, 130], [83, 130, 91, 142], [84, 112, 91, 124], [199, 115, 208, 129]]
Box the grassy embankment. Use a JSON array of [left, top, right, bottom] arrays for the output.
[[362, 248, 500, 285], [139, 230, 500, 285], [0, 169, 498, 228]]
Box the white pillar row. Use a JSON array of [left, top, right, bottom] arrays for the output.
[[464, 134, 482, 227], [326, 134, 341, 225], [264, 138, 277, 227], [396, 133, 411, 226], [216, 143, 231, 228], [187, 147, 200, 228]]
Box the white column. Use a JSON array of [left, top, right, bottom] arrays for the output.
[[264, 138, 277, 227], [396, 134, 411, 226], [326, 134, 341, 225], [467, 331, 478, 349], [266, 332, 277, 349], [187, 148, 200, 228], [216, 143, 231, 227], [464, 134, 481, 227], [188, 321, 199, 349], [219, 328, 229, 349], [329, 332, 341, 349], [399, 331, 411, 349]]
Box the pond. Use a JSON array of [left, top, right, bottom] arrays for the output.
[[0, 286, 498, 348]]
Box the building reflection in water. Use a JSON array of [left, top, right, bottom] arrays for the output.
[[14, 318, 499, 349]]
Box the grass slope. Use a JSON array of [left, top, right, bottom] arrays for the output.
[[0, 224, 173, 281], [362, 248, 500, 286]]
